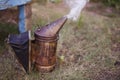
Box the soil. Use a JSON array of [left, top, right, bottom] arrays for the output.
[[0, 8, 18, 24], [86, 2, 120, 17]]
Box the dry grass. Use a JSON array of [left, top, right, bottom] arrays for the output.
[[0, 1, 120, 80]]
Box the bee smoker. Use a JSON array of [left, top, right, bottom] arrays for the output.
[[32, 16, 67, 72], [8, 16, 67, 73]]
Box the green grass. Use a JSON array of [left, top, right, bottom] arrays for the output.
[[0, 23, 18, 55]]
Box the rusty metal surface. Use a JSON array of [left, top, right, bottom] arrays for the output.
[[32, 16, 67, 72], [35, 39, 58, 72], [35, 16, 67, 37]]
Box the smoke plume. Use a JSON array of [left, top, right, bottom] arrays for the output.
[[65, 0, 89, 21]]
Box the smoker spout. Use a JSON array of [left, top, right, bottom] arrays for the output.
[[35, 16, 67, 37]]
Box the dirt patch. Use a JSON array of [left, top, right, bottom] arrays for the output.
[[86, 2, 120, 17], [111, 27, 120, 52], [0, 8, 18, 24], [88, 68, 120, 80]]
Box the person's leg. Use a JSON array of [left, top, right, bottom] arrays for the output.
[[18, 4, 31, 33]]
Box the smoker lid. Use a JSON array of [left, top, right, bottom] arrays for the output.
[[34, 33, 59, 42], [34, 16, 67, 37]]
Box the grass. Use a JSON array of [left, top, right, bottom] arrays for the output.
[[0, 23, 19, 79], [0, 23, 18, 55], [0, 2, 120, 80]]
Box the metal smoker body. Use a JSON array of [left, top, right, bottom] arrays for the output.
[[32, 17, 67, 72]]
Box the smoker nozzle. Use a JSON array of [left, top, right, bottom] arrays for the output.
[[35, 16, 67, 37]]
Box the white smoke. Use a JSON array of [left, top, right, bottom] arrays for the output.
[[65, 0, 89, 21]]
